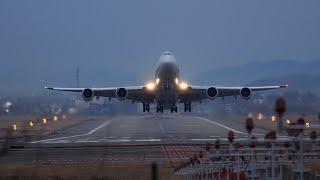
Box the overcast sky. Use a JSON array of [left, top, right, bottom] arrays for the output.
[[0, 0, 320, 96]]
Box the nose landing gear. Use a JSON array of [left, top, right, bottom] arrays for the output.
[[142, 103, 150, 112], [170, 106, 178, 113], [184, 103, 191, 112], [156, 106, 164, 113]]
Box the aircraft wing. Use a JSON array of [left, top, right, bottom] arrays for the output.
[[44, 86, 155, 103], [178, 84, 288, 102]]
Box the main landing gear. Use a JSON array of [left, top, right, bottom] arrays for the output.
[[184, 102, 191, 112], [142, 103, 150, 112]]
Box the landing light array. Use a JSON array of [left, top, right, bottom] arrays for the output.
[[145, 78, 189, 91]]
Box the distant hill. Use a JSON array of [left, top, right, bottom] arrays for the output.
[[193, 59, 320, 87]]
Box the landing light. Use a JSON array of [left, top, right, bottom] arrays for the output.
[[29, 121, 34, 127], [156, 78, 160, 85], [175, 78, 179, 84], [146, 82, 155, 90], [179, 82, 189, 90]]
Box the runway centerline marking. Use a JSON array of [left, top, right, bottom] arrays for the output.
[[30, 120, 112, 143], [158, 120, 174, 139], [195, 117, 246, 134]]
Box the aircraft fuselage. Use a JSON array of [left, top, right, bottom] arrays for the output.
[[154, 52, 181, 110]]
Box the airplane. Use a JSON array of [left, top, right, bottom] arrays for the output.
[[44, 51, 288, 113]]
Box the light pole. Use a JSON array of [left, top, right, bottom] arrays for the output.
[[275, 98, 286, 134]]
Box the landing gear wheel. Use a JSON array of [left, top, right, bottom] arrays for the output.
[[142, 103, 150, 112], [156, 106, 164, 113], [184, 103, 191, 112], [171, 106, 178, 113]]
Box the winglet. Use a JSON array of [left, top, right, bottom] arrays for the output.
[[43, 86, 53, 90]]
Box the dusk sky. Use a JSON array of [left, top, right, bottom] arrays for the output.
[[0, 0, 320, 96]]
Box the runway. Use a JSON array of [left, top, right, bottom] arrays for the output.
[[0, 114, 290, 179], [29, 115, 269, 145], [1, 114, 270, 167]]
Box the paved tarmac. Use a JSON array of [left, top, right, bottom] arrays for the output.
[[0, 114, 271, 166]]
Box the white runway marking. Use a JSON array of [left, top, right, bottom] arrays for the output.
[[30, 120, 112, 143], [76, 140, 100, 143], [158, 122, 174, 139], [135, 139, 161, 142], [195, 117, 246, 134]]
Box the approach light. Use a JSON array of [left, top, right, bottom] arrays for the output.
[[42, 118, 47, 124], [286, 119, 291, 124], [257, 113, 264, 120], [248, 113, 253, 118], [175, 78, 179, 85], [179, 82, 189, 90], [12, 124, 17, 131], [156, 78, 160, 85], [306, 122, 310, 128], [53, 116, 58, 121], [29, 121, 34, 127], [5, 101, 12, 107], [146, 82, 155, 90], [271, 115, 276, 122]]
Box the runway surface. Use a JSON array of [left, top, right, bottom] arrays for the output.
[[0, 114, 286, 173], [29, 115, 269, 144]]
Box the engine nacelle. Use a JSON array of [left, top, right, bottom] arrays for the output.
[[116, 88, 128, 100], [206, 87, 218, 99], [240, 87, 252, 99], [82, 88, 94, 102]]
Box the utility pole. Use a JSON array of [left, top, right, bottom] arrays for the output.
[[275, 98, 286, 134]]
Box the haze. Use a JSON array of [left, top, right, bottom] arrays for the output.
[[1, 0, 320, 96]]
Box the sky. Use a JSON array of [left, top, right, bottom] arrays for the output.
[[0, 0, 320, 96]]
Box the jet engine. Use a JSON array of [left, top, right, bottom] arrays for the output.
[[82, 88, 94, 101], [206, 87, 218, 98], [116, 88, 128, 100], [240, 87, 252, 99]]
